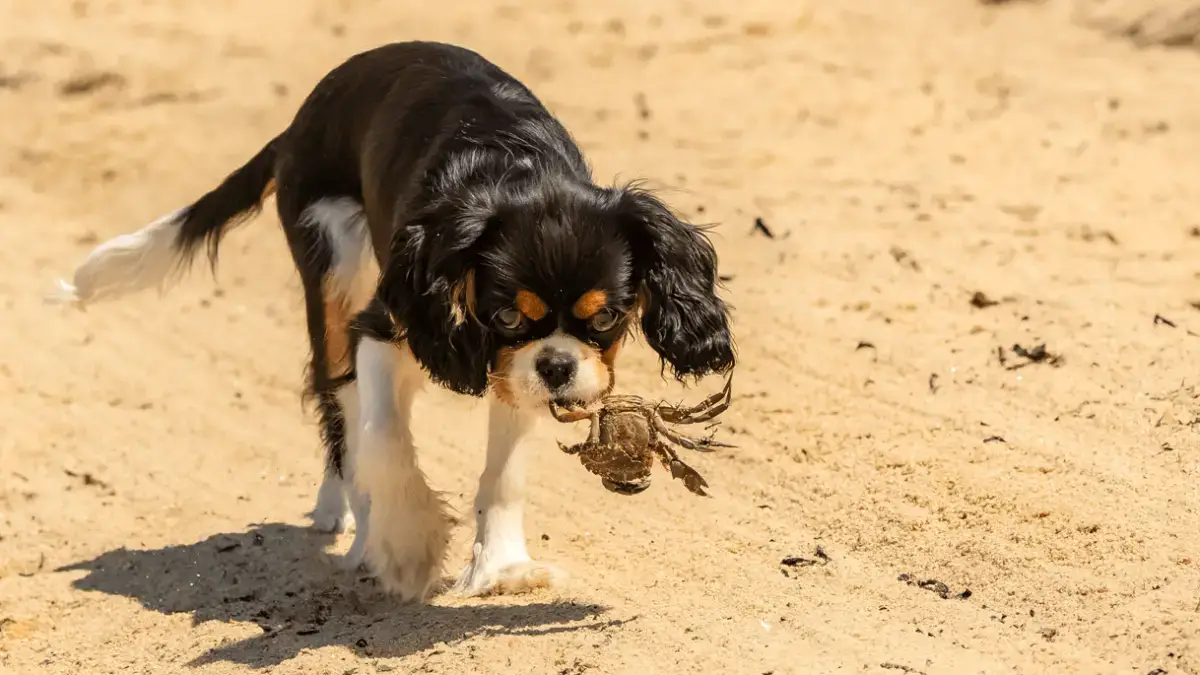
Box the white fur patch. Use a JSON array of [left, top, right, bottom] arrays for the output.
[[350, 338, 453, 601], [505, 332, 609, 409], [300, 198, 377, 313], [50, 210, 187, 305]]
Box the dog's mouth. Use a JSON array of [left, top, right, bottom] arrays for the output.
[[550, 393, 597, 408]]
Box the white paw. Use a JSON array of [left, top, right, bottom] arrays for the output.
[[335, 548, 368, 572], [453, 543, 567, 597], [335, 488, 371, 571], [310, 506, 348, 534], [333, 518, 369, 572], [310, 472, 349, 533], [362, 487, 454, 602]]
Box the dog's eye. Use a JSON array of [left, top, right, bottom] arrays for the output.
[[589, 308, 620, 333], [494, 307, 525, 331]]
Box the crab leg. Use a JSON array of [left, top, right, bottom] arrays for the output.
[[650, 436, 683, 466], [556, 412, 600, 455], [548, 401, 602, 457], [650, 412, 734, 451], [586, 412, 601, 444], [548, 402, 595, 424], [650, 442, 710, 497], [657, 379, 733, 425]]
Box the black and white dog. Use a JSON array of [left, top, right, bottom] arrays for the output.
[[55, 41, 734, 601]]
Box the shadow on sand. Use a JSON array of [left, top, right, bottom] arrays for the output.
[[58, 522, 618, 667]]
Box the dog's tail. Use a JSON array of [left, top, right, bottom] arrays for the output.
[[51, 137, 280, 305]]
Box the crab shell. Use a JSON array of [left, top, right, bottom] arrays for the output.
[[559, 441, 654, 495], [601, 476, 651, 496]]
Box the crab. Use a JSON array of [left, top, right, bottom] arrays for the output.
[[548, 378, 734, 496]]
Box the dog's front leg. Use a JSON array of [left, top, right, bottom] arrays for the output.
[[350, 338, 452, 602], [454, 397, 565, 596]]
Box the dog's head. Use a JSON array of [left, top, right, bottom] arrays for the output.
[[378, 178, 734, 409]]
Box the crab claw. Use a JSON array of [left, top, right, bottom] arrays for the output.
[[558, 441, 581, 455], [668, 460, 711, 497]]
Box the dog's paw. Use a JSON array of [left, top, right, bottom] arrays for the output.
[[366, 531, 450, 601], [332, 527, 369, 572], [310, 508, 348, 534], [453, 543, 567, 597], [362, 488, 454, 602], [335, 552, 368, 573], [310, 474, 349, 533]]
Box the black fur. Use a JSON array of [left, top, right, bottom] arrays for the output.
[[616, 187, 735, 380], [375, 194, 494, 396], [314, 389, 348, 476], [175, 138, 279, 271], [156, 41, 734, 476], [471, 182, 641, 356]]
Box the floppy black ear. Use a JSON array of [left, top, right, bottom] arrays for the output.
[[376, 205, 493, 397], [618, 187, 735, 380]]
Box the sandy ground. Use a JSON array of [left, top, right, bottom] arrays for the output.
[[3, 0, 1200, 673]]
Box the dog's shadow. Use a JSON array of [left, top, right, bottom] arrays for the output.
[[58, 523, 616, 667]]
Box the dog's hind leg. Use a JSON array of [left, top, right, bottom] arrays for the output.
[[277, 193, 376, 534]]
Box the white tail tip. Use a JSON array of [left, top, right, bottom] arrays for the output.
[[50, 210, 187, 307], [45, 278, 85, 307]]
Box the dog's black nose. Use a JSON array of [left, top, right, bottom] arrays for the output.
[[535, 350, 576, 390]]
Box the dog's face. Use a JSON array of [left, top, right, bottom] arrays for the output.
[[379, 179, 735, 408], [473, 210, 636, 407]]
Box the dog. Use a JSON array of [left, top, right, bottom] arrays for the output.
[[53, 41, 735, 601]]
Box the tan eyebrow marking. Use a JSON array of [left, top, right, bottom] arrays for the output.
[[515, 290, 548, 321], [572, 290, 608, 319]]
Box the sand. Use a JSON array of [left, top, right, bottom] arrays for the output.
[[3, 0, 1200, 673]]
